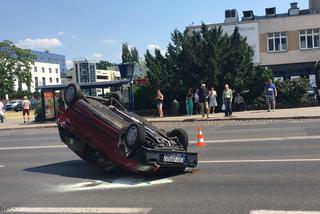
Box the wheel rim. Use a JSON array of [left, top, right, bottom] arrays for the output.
[[127, 126, 138, 146], [65, 86, 75, 103]]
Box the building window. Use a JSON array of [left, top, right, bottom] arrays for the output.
[[42, 77, 46, 86], [55, 68, 59, 73], [49, 68, 52, 73], [300, 29, 320, 49], [34, 67, 37, 72], [34, 77, 38, 87], [56, 78, 59, 83], [42, 67, 45, 73], [268, 32, 287, 52], [49, 77, 52, 83]]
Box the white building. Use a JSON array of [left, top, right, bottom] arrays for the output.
[[15, 61, 61, 92]]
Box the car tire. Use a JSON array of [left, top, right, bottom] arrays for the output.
[[64, 83, 81, 107], [168, 128, 189, 151], [125, 123, 145, 150]]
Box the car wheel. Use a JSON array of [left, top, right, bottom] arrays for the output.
[[126, 123, 145, 150], [168, 128, 189, 151], [64, 83, 81, 106]]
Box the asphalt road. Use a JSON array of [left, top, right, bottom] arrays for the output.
[[1, 119, 320, 214]]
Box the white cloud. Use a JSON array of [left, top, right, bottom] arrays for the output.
[[66, 60, 73, 69], [147, 44, 166, 55], [92, 53, 103, 59], [16, 38, 62, 49], [58, 31, 65, 36], [102, 39, 117, 44]]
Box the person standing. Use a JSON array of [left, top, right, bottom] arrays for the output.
[[194, 89, 199, 115], [198, 84, 210, 118], [265, 79, 277, 112], [222, 84, 233, 117], [156, 89, 164, 118], [185, 88, 193, 116], [22, 96, 31, 123], [0, 100, 5, 123], [234, 93, 245, 111], [208, 87, 218, 114]]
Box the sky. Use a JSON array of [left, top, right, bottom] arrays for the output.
[[0, 0, 309, 68]]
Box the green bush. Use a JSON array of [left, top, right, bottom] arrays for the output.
[[275, 78, 309, 104]]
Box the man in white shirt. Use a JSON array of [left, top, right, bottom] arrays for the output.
[[22, 96, 31, 123]]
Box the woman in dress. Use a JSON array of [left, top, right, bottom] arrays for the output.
[[156, 89, 164, 117], [208, 87, 218, 114]]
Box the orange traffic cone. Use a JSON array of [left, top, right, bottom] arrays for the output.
[[196, 127, 207, 147]]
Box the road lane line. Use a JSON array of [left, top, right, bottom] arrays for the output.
[[0, 165, 4, 168], [0, 145, 66, 151], [5, 207, 152, 213], [199, 158, 320, 164], [190, 135, 320, 144], [0, 136, 58, 143], [250, 210, 320, 214]]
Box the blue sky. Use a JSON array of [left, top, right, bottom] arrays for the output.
[[0, 0, 308, 68]]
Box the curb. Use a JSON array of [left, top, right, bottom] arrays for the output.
[[1, 116, 320, 131], [0, 123, 57, 131], [147, 115, 320, 123]]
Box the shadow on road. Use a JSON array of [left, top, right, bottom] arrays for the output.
[[24, 160, 186, 185]]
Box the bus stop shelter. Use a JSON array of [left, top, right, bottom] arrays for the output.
[[35, 80, 132, 121]]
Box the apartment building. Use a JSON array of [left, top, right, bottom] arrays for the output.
[[259, 2, 320, 83], [15, 61, 61, 92], [187, 0, 320, 84], [32, 50, 67, 74]]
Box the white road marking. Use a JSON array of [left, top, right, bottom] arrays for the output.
[[199, 158, 320, 164], [0, 136, 58, 143], [1, 135, 319, 151], [55, 178, 173, 192], [0, 145, 66, 151], [6, 207, 152, 213], [0, 165, 4, 168], [250, 210, 320, 214], [191, 135, 320, 144]]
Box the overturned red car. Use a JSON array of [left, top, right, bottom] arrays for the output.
[[57, 83, 198, 173]]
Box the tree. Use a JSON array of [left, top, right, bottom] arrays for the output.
[[96, 60, 117, 70], [145, 24, 273, 110], [121, 43, 140, 64], [0, 40, 36, 99]]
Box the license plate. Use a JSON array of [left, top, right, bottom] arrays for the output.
[[163, 154, 185, 163]]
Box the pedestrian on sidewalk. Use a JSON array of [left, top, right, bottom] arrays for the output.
[[156, 89, 164, 118], [234, 93, 245, 111], [22, 96, 31, 123], [209, 86, 218, 114], [198, 84, 210, 118], [194, 89, 199, 115], [265, 79, 277, 112], [0, 100, 5, 123], [222, 84, 233, 117], [185, 88, 193, 116]]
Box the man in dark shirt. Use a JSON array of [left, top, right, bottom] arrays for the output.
[[198, 84, 210, 118]]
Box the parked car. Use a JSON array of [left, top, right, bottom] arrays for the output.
[[57, 83, 198, 173], [5, 100, 22, 112]]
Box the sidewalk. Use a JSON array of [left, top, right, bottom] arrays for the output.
[[0, 106, 319, 130]]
